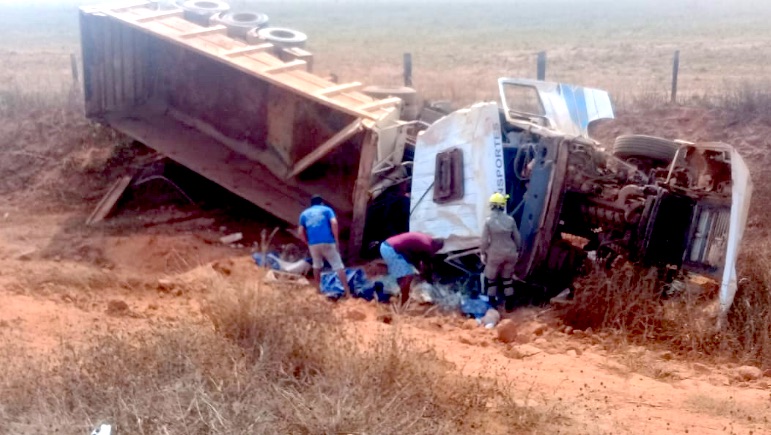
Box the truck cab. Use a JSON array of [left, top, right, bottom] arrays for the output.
[[409, 79, 751, 314]]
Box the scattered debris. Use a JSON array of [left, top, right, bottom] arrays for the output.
[[412, 281, 464, 309], [219, 232, 243, 245], [91, 424, 112, 435], [318, 268, 389, 302], [550, 289, 573, 306], [460, 297, 493, 319], [263, 270, 310, 287], [253, 252, 311, 275], [86, 175, 132, 225], [480, 308, 501, 329]]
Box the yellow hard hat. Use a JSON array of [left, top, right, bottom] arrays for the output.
[[489, 192, 509, 206]]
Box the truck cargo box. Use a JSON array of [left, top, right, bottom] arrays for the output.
[[79, 1, 404, 256]]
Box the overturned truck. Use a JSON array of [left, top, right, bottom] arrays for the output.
[[410, 82, 752, 317], [79, 0, 408, 257], [80, 1, 751, 316]]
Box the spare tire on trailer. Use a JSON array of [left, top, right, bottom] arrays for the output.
[[181, 0, 230, 26], [248, 27, 307, 48], [212, 11, 269, 38], [362, 86, 419, 120], [612, 135, 679, 164]]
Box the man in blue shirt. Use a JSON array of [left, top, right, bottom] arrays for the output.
[[298, 195, 352, 297]]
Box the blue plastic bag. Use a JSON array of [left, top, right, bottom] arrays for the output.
[[460, 296, 492, 319], [320, 268, 390, 302], [252, 252, 282, 271]]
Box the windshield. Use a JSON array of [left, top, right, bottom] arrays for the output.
[[501, 83, 545, 118]]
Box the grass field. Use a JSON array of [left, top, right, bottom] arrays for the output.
[[3, 0, 771, 107]]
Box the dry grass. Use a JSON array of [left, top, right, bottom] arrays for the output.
[[0, 275, 550, 434], [560, 258, 771, 370], [710, 82, 771, 122]]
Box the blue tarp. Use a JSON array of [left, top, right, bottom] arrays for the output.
[[460, 297, 492, 319], [252, 252, 282, 270], [320, 268, 391, 302]]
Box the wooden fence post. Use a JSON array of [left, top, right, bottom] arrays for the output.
[[537, 51, 547, 81], [70, 53, 80, 93], [671, 50, 680, 103], [403, 52, 413, 87]]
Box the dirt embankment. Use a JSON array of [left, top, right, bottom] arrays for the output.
[[0, 105, 770, 433]]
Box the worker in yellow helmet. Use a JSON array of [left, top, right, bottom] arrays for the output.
[[480, 192, 522, 309]]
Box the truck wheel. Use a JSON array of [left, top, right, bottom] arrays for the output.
[[182, 0, 230, 26], [253, 27, 307, 48], [612, 135, 679, 164], [213, 11, 269, 37]]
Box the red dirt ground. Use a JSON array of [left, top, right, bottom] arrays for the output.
[[1, 106, 770, 434]]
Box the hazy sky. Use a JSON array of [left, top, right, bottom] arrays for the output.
[[3, 0, 770, 21], [0, 0, 766, 4]]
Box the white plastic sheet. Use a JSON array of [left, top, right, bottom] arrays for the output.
[[409, 102, 505, 252]]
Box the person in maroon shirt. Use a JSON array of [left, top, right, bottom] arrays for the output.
[[380, 232, 444, 304]]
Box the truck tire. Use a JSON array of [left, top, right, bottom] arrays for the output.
[[612, 135, 679, 164], [182, 0, 230, 26], [212, 11, 269, 38], [252, 27, 307, 48]]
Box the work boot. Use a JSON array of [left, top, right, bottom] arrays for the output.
[[504, 296, 516, 312], [502, 279, 516, 311]]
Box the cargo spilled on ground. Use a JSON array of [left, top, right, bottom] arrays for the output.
[[1, 1, 770, 434]]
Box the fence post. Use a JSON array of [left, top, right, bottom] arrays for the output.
[[70, 53, 80, 93], [403, 52, 413, 87], [537, 51, 547, 81], [671, 50, 680, 103]]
